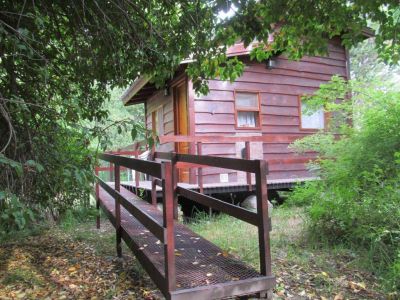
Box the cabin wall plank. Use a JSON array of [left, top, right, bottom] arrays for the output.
[[146, 90, 174, 151], [193, 41, 347, 184]]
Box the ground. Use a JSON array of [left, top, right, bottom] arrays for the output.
[[0, 207, 385, 300]]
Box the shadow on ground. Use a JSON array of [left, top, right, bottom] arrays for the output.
[[0, 220, 159, 299]]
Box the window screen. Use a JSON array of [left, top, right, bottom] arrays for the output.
[[301, 102, 324, 129], [235, 92, 260, 128]]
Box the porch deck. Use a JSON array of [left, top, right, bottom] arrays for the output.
[[121, 177, 317, 196]]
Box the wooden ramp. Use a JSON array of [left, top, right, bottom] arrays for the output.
[[96, 152, 275, 300]]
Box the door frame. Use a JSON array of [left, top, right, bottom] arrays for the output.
[[172, 76, 196, 183], [172, 78, 188, 149]]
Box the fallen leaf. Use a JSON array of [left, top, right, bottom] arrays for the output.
[[349, 281, 366, 291], [334, 292, 344, 300]]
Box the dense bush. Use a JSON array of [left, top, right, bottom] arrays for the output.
[[289, 77, 400, 291], [0, 125, 95, 232]]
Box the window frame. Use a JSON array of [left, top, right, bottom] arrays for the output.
[[298, 95, 327, 131], [234, 90, 262, 130]]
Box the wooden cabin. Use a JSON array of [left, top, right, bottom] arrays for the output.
[[120, 36, 362, 191]]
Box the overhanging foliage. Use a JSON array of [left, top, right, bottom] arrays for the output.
[[0, 1, 399, 226]]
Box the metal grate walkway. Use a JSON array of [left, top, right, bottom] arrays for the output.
[[98, 184, 275, 299]]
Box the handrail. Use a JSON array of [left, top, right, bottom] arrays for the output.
[[99, 153, 162, 178], [176, 153, 261, 173], [159, 134, 301, 144], [153, 151, 174, 160], [177, 186, 258, 226], [97, 176, 165, 242], [96, 153, 177, 292], [95, 150, 272, 288]]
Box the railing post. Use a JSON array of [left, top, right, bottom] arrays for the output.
[[171, 152, 179, 220], [197, 142, 204, 194], [245, 141, 252, 191], [115, 164, 122, 258], [135, 152, 140, 195], [151, 179, 157, 206], [108, 151, 114, 181], [95, 167, 100, 229], [255, 159, 272, 276], [151, 148, 157, 206], [161, 161, 176, 291]]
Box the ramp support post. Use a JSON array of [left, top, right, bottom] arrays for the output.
[[115, 164, 122, 258], [162, 161, 176, 292], [255, 160, 272, 276]]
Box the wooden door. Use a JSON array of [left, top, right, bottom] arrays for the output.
[[174, 82, 189, 182]]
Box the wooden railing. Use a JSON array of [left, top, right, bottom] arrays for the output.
[[95, 134, 314, 197], [156, 134, 313, 190], [96, 153, 176, 292], [95, 151, 273, 291], [148, 151, 273, 277]]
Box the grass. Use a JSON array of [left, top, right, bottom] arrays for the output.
[[188, 206, 385, 299], [188, 207, 306, 269], [1, 269, 44, 287]]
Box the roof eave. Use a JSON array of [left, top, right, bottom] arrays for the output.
[[120, 74, 152, 105], [361, 27, 375, 38]]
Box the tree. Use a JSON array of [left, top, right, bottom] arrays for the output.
[[350, 37, 400, 82], [189, 0, 400, 92], [0, 1, 399, 226], [89, 88, 145, 150]]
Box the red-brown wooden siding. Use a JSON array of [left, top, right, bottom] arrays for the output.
[[146, 90, 175, 152], [193, 38, 347, 183]]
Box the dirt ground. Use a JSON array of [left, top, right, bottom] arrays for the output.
[[0, 213, 387, 300]]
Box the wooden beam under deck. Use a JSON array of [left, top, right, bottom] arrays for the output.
[[121, 177, 317, 197]]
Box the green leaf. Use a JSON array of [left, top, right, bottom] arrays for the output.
[[25, 160, 44, 172], [131, 127, 137, 141]]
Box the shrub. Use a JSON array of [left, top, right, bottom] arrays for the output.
[[289, 78, 400, 292], [0, 192, 35, 235]]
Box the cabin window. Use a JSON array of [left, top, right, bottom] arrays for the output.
[[152, 106, 164, 135], [300, 101, 325, 130], [235, 91, 261, 129]]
